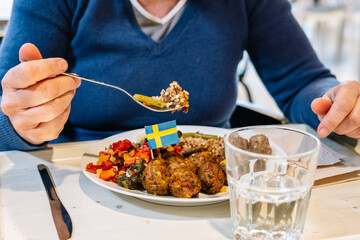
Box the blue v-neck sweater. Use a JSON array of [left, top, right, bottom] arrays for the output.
[[0, 0, 338, 150]]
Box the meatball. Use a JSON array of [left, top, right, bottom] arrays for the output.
[[249, 134, 272, 154], [253, 158, 267, 172], [219, 160, 227, 185], [168, 158, 187, 175], [198, 161, 225, 194], [184, 159, 198, 174], [169, 167, 201, 198], [141, 158, 170, 195], [168, 157, 198, 175], [229, 134, 249, 150], [187, 151, 214, 171]]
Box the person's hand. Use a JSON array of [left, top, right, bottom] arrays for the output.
[[1, 43, 81, 145], [311, 80, 360, 139]]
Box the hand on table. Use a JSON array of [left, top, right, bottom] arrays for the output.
[[1, 43, 81, 145], [311, 80, 360, 139]]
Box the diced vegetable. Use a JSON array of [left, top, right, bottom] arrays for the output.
[[99, 170, 115, 181], [102, 160, 113, 169], [133, 94, 167, 109], [182, 132, 218, 139], [134, 151, 150, 162], [111, 139, 132, 151], [86, 163, 102, 174], [97, 151, 111, 165], [117, 159, 146, 189], [173, 145, 182, 154], [123, 149, 135, 162], [124, 156, 137, 167], [181, 146, 203, 157]]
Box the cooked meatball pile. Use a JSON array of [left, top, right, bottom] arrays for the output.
[[141, 151, 226, 198]]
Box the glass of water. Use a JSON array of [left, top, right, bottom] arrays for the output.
[[225, 126, 320, 240]]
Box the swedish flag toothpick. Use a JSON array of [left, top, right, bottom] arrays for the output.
[[145, 120, 179, 150]]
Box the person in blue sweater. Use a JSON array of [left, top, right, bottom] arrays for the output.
[[0, 0, 359, 151]]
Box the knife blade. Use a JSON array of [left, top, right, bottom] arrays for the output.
[[37, 164, 73, 240]]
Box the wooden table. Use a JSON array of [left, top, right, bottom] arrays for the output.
[[1, 125, 360, 240]]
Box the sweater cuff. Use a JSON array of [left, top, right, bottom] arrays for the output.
[[287, 77, 339, 131], [0, 111, 48, 151]]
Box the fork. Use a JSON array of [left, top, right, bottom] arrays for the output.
[[19, 59, 182, 112], [61, 72, 182, 112]]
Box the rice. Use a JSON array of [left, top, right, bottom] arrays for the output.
[[152, 81, 189, 111], [180, 136, 225, 162]]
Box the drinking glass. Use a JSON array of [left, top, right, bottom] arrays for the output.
[[225, 126, 320, 240]]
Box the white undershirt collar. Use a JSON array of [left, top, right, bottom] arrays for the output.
[[130, 0, 187, 25]]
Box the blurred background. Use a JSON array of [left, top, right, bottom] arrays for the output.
[[1, 0, 359, 119], [238, 0, 360, 118], [0, 0, 11, 43]]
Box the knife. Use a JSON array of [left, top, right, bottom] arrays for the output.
[[37, 164, 73, 240]]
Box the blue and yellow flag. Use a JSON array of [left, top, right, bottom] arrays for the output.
[[145, 120, 180, 150]]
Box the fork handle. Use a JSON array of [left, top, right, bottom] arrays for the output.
[[61, 72, 133, 98], [61, 72, 180, 112]]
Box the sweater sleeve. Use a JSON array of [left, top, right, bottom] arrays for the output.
[[0, 108, 48, 151], [245, 0, 339, 130], [0, 0, 74, 151]]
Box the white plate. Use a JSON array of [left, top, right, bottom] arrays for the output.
[[81, 125, 231, 206]]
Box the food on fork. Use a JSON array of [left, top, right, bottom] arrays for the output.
[[154, 81, 190, 112], [133, 81, 189, 113], [133, 94, 167, 109]]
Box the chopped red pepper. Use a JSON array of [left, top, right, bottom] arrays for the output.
[[85, 163, 102, 174], [118, 166, 126, 172], [91, 140, 150, 183], [102, 160, 113, 170], [111, 139, 132, 151], [139, 142, 150, 154], [109, 176, 118, 183], [124, 157, 137, 167], [173, 145, 182, 154]]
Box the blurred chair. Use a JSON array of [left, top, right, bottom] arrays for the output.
[[237, 53, 252, 103], [0, 20, 8, 45], [230, 100, 287, 128], [231, 53, 287, 128], [293, 0, 358, 63]]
